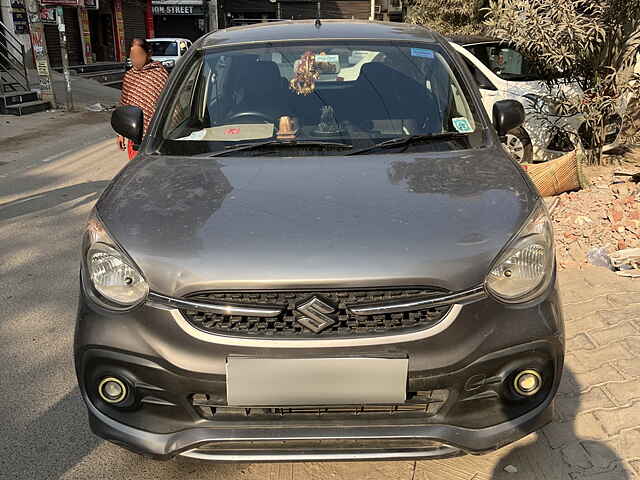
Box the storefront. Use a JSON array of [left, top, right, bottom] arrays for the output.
[[223, 0, 373, 27], [152, 0, 207, 41], [87, 0, 117, 62], [40, 1, 84, 67], [39, 0, 153, 66]]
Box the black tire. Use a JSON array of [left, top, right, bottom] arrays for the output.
[[503, 127, 533, 164]]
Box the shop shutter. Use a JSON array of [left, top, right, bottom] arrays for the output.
[[123, 0, 147, 48], [280, 2, 316, 20], [280, 0, 370, 21], [225, 0, 275, 15], [63, 7, 84, 65], [323, 0, 370, 19], [44, 23, 62, 68]]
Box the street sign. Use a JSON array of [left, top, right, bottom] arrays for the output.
[[11, 0, 30, 34], [152, 0, 202, 5], [152, 4, 204, 15]]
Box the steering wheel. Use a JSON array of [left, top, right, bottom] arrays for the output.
[[228, 111, 273, 124]]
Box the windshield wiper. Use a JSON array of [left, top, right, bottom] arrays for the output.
[[346, 132, 469, 156], [207, 140, 352, 157]]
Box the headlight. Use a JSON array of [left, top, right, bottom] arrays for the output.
[[162, 59, 175, 68], [83, 212, 149, 309], [486, 204, 554, 303]]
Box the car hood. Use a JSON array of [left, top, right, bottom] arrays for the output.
[[97, 149, 536, 296]]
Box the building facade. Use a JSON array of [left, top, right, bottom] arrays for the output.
[[152, 0, 208, 41], [1, 0, 155, 69], [221, 0, 403, 27], [0, 0, 34, 64], [2, 0, 404, 73]]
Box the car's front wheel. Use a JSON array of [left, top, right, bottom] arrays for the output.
[[503, 127, 533, 164]]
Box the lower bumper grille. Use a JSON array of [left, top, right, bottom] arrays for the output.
[[192, 390, 449, 420], [181, 288, 451, 338]]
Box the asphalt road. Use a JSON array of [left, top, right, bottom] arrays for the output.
[[2, 118, 627, 479]]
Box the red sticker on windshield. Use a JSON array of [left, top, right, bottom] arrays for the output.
[[225, 128, 240, 135]]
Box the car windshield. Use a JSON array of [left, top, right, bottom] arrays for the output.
[[157, 41, 484, 156], [464, 44, 543, 81], [150, 41, 178, 56]]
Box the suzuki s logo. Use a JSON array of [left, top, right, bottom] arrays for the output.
[[295, 296, 337, 333]]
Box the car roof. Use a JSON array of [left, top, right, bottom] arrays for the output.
[[200, 20, 438, 48], [447, 35, 500, 46]]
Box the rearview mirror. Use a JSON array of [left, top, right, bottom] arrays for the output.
[[493, 100, 525, 137], [111, 106, 144, 145]]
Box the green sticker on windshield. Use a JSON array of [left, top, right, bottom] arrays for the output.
[[452, 117, 473, 133]]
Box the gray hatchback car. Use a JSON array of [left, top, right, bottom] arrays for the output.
[[75, 20, 564, 461]]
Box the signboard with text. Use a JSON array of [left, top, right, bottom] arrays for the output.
[[41, 0, 83, 6], [152, 4, 204, 15], [113, 0, 125, 61], [11, 0, 29, 34], [152, 0, 202, 5], [79, 7, 93, 63], [40, 6, 57, 23]]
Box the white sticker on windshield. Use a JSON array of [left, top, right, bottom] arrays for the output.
[[315, 54, 340, 74], [452, 117, 473, 133], [176, 129, 206, 141]]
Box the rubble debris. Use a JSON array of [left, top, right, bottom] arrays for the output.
[[551, 166, 640, 271], [504, 465, 519, 473], [609, 248, 640, 276], [86, 102, 115, 112], [586, 247, 613, 270]]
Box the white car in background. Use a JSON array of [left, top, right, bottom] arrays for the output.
[[126, 38, 192, 72], [148, 38, 192, 70], [449, 36, 624, 163]]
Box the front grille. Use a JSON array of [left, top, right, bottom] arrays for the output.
[[180, 288, 451, 338], [192, 390, 449, 420]]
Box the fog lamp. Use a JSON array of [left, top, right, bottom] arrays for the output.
[[513, 369, 542, 396], [98, 377, 128, 404]]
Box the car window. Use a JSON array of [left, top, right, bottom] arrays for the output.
[[465, 44, 541, 81], [166, 60, 201, 131], [150, 41, 178, 56], [159, 41, 484, 156]]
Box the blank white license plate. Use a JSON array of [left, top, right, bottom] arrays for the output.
[[226, 357, 408, 406]]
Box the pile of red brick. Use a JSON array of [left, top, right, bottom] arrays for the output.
[[551, 176, 640, 270]]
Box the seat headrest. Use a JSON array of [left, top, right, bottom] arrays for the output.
[[251, 61, 281, 81]]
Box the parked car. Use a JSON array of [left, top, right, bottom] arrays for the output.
[[449, 35, 624, 163], [126, 38, 192, 72], [77, 20, 564, 461]]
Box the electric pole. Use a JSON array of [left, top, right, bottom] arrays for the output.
[[208, 0, 218, 31], [56, 5, 73, 111]]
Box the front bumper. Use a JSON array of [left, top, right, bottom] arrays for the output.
[[75, 280, 564, 461], [83, 373, 554, 461]]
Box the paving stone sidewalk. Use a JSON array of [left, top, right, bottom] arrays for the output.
[[407, 265, 640, 480]]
